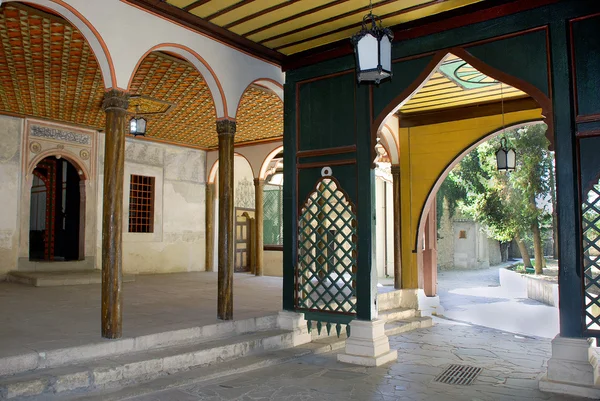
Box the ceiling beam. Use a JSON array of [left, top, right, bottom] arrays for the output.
[[282, 0, 560, 71], [397, 97, 539, 128], [125, 0, 286, 65]]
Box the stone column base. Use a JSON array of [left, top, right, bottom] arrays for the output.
[[277, 311, 312, 346], [539, 335, 600, 399], [417, 290, 444, 317], [337, 319, 397, 367]]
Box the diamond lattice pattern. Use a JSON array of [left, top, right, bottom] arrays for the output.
[[296, 178, 357, 314], [583, 180, 600, 333]]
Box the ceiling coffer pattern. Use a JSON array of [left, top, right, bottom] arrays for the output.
[[163, 0, 484, 55], [0, 4, 283, 149], [0, 5, 105, 128]]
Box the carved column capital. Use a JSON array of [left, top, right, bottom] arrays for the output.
[[216, 119, 236, 137], [390, 165, 401, 176], [102, 89, 130, 112], [254, 178, 265, 187]]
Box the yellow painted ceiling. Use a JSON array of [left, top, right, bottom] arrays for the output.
[[400, 54, 528, 113], [0, 4, 283, 149], [163, 0, 485, 55]]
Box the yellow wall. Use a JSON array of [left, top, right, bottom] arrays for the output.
[[398, 109, 543, 288]]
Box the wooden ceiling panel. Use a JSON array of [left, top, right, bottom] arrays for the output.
[[400, 55, 530, 114], [0, 4, 283, 150], [160, 0, 485, 56]]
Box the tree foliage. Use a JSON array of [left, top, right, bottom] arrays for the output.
[[436, 123, 554, 273]]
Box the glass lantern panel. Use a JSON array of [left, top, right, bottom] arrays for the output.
[[137, 118, 147, 134], [380, 35, 391, 73], [507, 149, 516, 170], [357, 33, 378, 71], [496, 149, 507, 171], [129, 119, 137, 134]]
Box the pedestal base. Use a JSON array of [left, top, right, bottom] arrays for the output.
[[277, 311, 311, 346], [539, 335, 600, 399], [417, 290, 444, 317], [337, 319, 398, 367]]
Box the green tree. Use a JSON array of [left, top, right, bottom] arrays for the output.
[[437, 123, 554, 274]]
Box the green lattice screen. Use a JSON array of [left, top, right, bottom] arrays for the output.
[[583, 179, 600, 335], [264, 185, 283, 245], [296, 177, 357, 315]]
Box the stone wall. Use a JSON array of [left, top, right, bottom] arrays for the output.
[[0, 116, 22, 276], [98, 134, 207, 274], [437, 200, 454, 269]]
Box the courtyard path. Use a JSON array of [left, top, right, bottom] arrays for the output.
[[437, 265, 560, 339]]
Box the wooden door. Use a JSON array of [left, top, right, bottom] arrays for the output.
[[235, 209, 253, 272]]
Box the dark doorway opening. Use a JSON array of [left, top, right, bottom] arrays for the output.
[[29, 157, 81, 261]]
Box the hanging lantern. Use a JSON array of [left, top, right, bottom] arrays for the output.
[[496, 137, 516, 173], [129, 116, 147, 137], [351, 9, 393, 84]]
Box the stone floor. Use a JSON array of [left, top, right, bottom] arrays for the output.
[[120, 318, 580, 401], [0, 272, 282, 360]]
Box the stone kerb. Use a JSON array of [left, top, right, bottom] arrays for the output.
[[499, 267, 559, 307]]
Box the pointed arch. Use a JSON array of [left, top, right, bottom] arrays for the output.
[[371, 48, 554, 152], [259, 145, 284, 180]]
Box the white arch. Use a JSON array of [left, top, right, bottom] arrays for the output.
[[259, 145, 284, 180], [6, 0, 115, 88], [379, 125, 399, 165]]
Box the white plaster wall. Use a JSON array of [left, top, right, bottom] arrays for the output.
[[0, 116, 22, 275], [375, 177, 386, 278], [453, 221, 477, 269], [437, 200, 454, 270], [8, 0, 285, 117], [97, 134, 206, 274], [264, 250, 282, 277]]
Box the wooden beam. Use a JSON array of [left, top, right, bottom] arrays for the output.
[[283, 0, 560, 71], [125, 0, 285, 65], [397, 97, 539, 128]]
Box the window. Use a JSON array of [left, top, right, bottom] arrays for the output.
[[129, 175, 155, 233], [459, 230, 467, 239]]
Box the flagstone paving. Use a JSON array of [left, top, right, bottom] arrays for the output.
[[124, 318, 580, 401]]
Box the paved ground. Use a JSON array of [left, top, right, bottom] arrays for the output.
[[0, 272, 282, 359], [437, 265, 560, 339], [121, 318, 578, 401]]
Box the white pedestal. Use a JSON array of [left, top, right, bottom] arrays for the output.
[[277, 311, 312, 346], [539, 335, 600, 399], [417, 290, 444, 317], [337, 319, 398, 367]]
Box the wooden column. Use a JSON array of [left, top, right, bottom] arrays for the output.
[[391, 165, 402, 290], [101, 89, 129, 339], [217, 119, 236, 320], [254, 178, 265, 276], [205, 183, 215, 272], [422, 200, 438, 297]]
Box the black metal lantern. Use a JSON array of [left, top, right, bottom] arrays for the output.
[[496, 137, 516, 173], [351, 7, 393, 84], [129, 116, 147, 137]]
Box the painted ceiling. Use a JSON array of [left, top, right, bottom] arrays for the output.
[[0, 4, 283, 149], [399, 54, 528, 114], [161, 0, 484, 56]]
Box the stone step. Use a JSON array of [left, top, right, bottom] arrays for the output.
[[49, 338, 348, 401], [384, 316, 433, 337], [0, 329, 296, 400], [7, 270, 135, 287], [377, 289, 419, 312], [0, 315, 278, 377], [379, 307, 418, 322]]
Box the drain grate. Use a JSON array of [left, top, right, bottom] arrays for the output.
[[433, 364, 482, 385]]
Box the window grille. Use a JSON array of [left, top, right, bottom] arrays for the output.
[[129, 174, 155, 233], [264, 184, 283, 245]]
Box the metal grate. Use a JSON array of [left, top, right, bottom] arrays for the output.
[[433, 364, 482, 386], [129, 174, 155, 233], [582, 179, 600, 334], [296, 178, 357, 314]]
